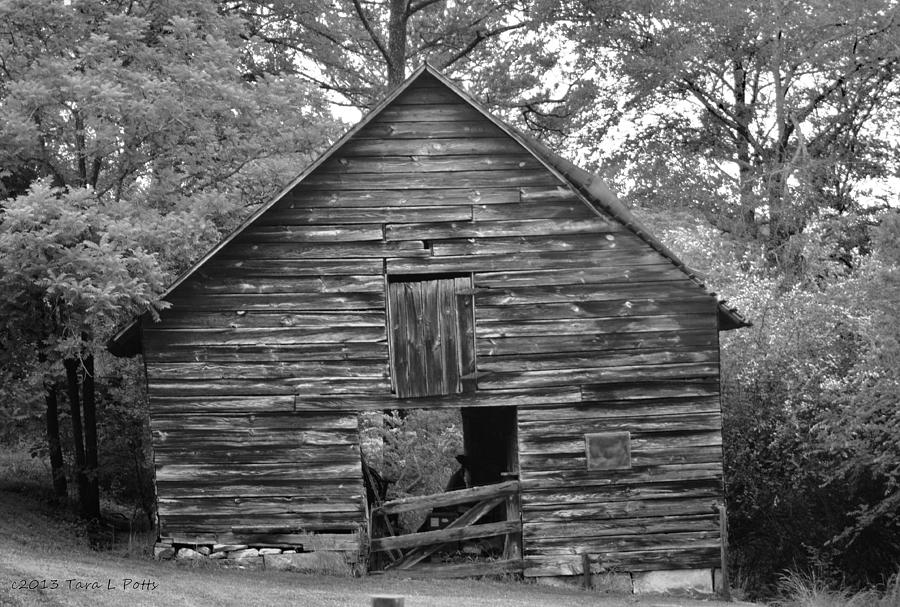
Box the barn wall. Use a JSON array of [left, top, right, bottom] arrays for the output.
[[141, 72, 722, 571]]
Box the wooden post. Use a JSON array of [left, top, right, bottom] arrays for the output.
[[500, 472, 522, 562], [372, 596, 404, 607], [581, 553, 592, 589], [718, 504, 732, 601]]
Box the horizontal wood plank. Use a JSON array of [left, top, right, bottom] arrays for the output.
[[376, 103, 488, 123], [156, 462, 362, 484], [431, 233, 640, 256], [474, 281, 708, 306], [202, 258, 384, 277], [374, 480, 519, 516], [475, 265, 688, 287], [151, 430, 359, 449], [477, 330, 717, 357], [156, 292, 386, 313], [377, 559, 524, 579], [237, 224, 384, 242], [144, 342, 388, 363], [385, 218, 617, 241], [158, 497, 364, 518], [478, 349, 717, 373], [476, 314, 715, 339], [523, 546, 720, 576], [160, 513, 362, 532], [476, 298, 716, 322], [520, 479, 723, 505], [522, 514, 718, 540], [519, 445, 724, 471], [282, 187, 522, 207], [355, 121, 508, 140], [472, 200, 597, 221], [152, 311, 385, 330], [145, 327, 386, 347], [388, 249, 671, 275], [518, 463, 724, 488], [580, 380, 721, 402], [517, 401, 722, 421], [319, 154, 540, 173], [149, 413, 358, 432], [147, 361, 388, 381], [295, 386, 580, 412], [302, 169, 558, 190], [478, 362, 719, 390], [518, 411, 722, 437], [178, 275, 383, 295], [390, 86, 470, 106], [222, 241, 430, 259], [371, 520, 518, 552], [148, 378, 392, 396], [257, 205, 472, 225], [523, 531, 720, 555], [340, 137, 532, 157]]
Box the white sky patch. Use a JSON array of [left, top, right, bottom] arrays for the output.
[[330, 104, 363, 124]]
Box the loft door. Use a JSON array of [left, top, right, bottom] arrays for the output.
[[388, 276, 474, 398]]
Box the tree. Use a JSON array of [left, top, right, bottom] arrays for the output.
[[0, 0, 336, 223], [548, 0, 900, 260], [640, 203, 900, 590], [0, 183, 169, 517], [227, 0, 559, 111], [812, 211, 900, 581], [0, 0, 338, 514]]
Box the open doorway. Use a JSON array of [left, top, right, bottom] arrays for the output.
[[359, 405, 521, 572]]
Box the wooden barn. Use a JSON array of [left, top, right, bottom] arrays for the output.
[[109, 64, 747, 589]]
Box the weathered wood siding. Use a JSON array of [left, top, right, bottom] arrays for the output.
[[141, 70, 723, 570]]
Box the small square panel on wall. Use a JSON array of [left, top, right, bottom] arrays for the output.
[[585, 431, 632, 470]]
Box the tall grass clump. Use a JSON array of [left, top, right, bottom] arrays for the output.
[[777, 570, 900, 607]]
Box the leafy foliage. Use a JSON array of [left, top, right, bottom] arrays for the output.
[[360, 409, 463, 531], [547, 0, 900, 258], [0, 0, 338, 520], [0, 0, 337, 232], [0, 182, 168, 359], [230, 0, 564, 122], [644, 206, 900, 592]]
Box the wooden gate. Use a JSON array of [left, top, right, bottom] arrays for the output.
[[369, 479, 523, 577]]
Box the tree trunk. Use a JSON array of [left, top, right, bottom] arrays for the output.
[[64, 358, 90, 518], [81, 354, 101, 520], [387, 0, 408, 86], [74, 109, 88, 187], [45, 384, 68, 499], [732, 59, 756, 235], [766, 0, 793, 257]]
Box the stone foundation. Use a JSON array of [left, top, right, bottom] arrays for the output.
[[632, 568, 715, 594], [155, 541, 358, 574], [533, 568, 721, 596]]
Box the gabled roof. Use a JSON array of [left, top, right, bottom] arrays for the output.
[[109, 64, 748, 357]]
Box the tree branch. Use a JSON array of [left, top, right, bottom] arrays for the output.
[[439, 21, 529, 70], [407, 0, 441, 17], [681, 77, 766, 158], [350, 0, 391, 65]]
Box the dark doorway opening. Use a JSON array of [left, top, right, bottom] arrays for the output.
[[461, 406, 519, 487]]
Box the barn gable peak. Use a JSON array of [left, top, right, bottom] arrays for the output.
[[109, 64, 747, 356]]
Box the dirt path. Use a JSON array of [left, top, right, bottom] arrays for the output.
[[0, 485, 754, 607]]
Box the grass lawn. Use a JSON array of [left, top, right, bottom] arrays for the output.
[[0, 451, 750, 607]]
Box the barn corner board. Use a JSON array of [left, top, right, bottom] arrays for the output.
[[109, 63, 748, 584]]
